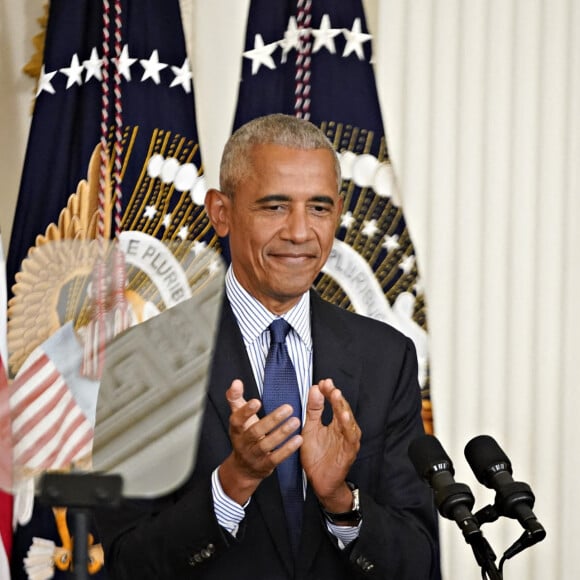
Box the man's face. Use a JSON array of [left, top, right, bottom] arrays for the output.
[[211, 143, 342, 314]]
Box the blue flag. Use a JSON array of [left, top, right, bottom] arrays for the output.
[[233, 0, 433, 432], [8, 1, 214, 578]]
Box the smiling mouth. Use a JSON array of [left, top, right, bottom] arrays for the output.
[[270, 252, 316, 261]]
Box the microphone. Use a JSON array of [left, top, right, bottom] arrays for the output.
[[464, 435, 546, 544], [408, 434, 480, 539]]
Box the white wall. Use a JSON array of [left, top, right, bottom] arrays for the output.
[[1, 1, 579, 578]]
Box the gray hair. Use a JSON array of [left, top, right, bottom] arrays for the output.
[[219, 113, 341, 196]]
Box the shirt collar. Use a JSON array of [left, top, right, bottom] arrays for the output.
[[225, 266, 312, 350]]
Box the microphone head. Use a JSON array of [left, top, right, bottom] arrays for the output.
[[464, 435, 512, 486], [408, 434, 454, 482]]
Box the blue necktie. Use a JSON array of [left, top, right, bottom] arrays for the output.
[[261, 318, 303, 553]]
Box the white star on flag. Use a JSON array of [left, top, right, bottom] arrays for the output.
[[399, 255, 416, 275], [340, 211, 356, 229], [162, 213, 172, 228], [140, 49, 168, 84], [177, 226, 189, 241], [209, 259, 222, 275], [243, 34, 278, 75], [83, 47, 103, 82], [144, 205, 157, 219], [170, 58, 193, 93], [116, 45, 137, 81], [36, 65, 57, 96], [60, 54, 84, 89], [382, 234, 400, 252], [312, 14, 342, 54], [280, 17, 301, 63], [191, 240, 208, 257], [343, 18, 372, 60], [362, 219, 379, 237]]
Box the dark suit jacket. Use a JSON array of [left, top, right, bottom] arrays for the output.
[[98, 291, 439, 579]]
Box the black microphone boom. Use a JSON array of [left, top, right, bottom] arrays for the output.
[[464, 435, 546, 544], [409, 434, 502, 579], [408, 434, 480, 539]]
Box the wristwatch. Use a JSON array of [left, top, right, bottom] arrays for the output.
[[322, 482, 362, 524]]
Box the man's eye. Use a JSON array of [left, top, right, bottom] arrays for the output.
[[311, 204, 331, 214]]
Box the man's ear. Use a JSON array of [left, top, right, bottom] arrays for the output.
[[335, 195, 344, 226], [204, 188, 230, 237]]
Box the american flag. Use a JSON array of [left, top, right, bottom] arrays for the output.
[[0, 359, 12, 578], [8, 0, 209, 577], [1, 233, 13, 577], [10, 341, 93, 474], [232, 0, 433, 432]]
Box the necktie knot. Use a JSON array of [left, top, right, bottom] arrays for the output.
[[269, 318, 291, 344]]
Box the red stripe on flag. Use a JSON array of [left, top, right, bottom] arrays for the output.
[[9, 352, 60, 417], [14, 394, 79, 466], [0, 491, 11, 564], [55, 424, 94, 468], [0, 355, 12, 562], [30, 408, 89, 470], [9, 348, 94, 473], [11, 374, 67, 440]]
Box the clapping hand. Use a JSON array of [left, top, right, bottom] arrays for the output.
[[218, 379, 303, 505], [300, 378, 361, 513]]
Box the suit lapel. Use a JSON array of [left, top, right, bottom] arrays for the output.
[[299, 292, 362, 573], [296, 485, 328, 576], [254, 475, 296, 575], [310, 291, 361, 422], [207, 298, 295, 575], [206, 298, 260, 434]]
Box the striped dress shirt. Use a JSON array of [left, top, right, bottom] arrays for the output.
[[211, 266, 360, 547]]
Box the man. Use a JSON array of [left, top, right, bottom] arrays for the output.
[[99, 114, 439, 578]]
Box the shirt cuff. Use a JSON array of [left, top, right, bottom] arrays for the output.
[[325, 519, 362, 549], [211, 468, 248, 537]]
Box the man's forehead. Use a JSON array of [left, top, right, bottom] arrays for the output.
[[254, 193, 337, 204]]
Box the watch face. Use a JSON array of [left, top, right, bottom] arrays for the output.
[[352, 488, 360, 511], [322, 485, 362, 523]]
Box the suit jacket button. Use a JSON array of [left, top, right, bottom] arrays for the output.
[[206, 543, 215, 554], [355, 555, 375, 573], [201, 548, 211, 559], [187, 556, 197, 567]]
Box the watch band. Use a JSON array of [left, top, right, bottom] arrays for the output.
[[322, 482, 362, 524]]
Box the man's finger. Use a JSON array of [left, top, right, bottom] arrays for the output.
[[318, 378, 361, 443], [250, 416, 302, 456], [229, 399, 261, 432], [247, 404, 296, 440], [266, 434, 303, 465], [305, 384, 324, 424], [321, 380, 350, 419], [226, 379, 247, 411]]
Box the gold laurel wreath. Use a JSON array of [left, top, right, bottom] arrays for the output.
[[7, 145, 112, 376]]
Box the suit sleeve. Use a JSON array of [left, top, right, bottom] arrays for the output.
[[341, 336, 440, 579], [95, 472, 246, 579]]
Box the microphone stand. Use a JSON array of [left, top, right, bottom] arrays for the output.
[[435, 482, 503, 579], [39, 471, 123, 580], [459, 517, 503, 580], [474, 502, 545, 577]]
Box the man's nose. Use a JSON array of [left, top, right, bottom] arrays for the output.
[[283, 208, 310, 241]]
